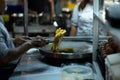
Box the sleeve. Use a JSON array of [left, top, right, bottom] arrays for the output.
[[0, 28, 9, 58], [71, 2, 80, 27]]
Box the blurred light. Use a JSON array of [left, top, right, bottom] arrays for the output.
[[12, 13, 17, 17], [53, 21, 58, 27], [39, 13, 43, 17], [18, 13, 23, 17], [62, 8, 71, 12]]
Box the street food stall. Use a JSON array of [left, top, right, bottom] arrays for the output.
[[4, 0, 120, 80], [9, 36, 98, 80]]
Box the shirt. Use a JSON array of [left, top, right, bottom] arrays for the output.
[[71, 2, 93, 36], [0, 17, 18, 66]]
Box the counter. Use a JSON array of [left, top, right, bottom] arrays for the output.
[[9, 49, 61, 80], [9, 47, 98, 80], [12, 24, 56, 37]]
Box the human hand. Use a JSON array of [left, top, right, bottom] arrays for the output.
[[30, 36, 47, 47], [51, 13, 56, 20], [13, 36, 32, 46]]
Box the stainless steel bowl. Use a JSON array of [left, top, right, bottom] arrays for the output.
[[39, 41, 93, 59]]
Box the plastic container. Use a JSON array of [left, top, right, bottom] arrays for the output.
[[61, 64, 93, 80]]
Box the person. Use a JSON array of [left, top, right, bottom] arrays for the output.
[[19, 0, 55, 20], [70, 0, 93, 36], [0, 0, 47, 80], [67, 0, 76, 10], [54, 0, 61, 18], [6, 0, 23, 14]]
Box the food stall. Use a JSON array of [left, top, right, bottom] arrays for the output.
[[7, 0, 120, 80], [9, 36, 98, 80]]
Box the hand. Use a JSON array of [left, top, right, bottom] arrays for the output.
[[30, 36, 47, 47], [13, 36, 32, 45], [51, 13, 56, 20]]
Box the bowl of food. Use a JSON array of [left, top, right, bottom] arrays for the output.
[[39, 41, 93, 59]]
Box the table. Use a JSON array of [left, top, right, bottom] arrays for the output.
[[9, 49, 61, 80], [9, 48, 98, 80]]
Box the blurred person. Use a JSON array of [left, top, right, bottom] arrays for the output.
[[70, 0, 93, 36], [54, 0, 61, 17], [67, 0, 76, 10], [2, 0, 23, 32], [76, 0, 83, 2], [19, 0, 55, 20], [6, 0, 24, 14], [0, 0, 47, 80]]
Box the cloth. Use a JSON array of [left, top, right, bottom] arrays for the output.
[[0, 16, 18, 80], [0, 16, 18, 66], [0, 16, 4, 24], [71, 2, 93, 36]]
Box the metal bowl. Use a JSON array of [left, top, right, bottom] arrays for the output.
[[39, 41, 93, 59]]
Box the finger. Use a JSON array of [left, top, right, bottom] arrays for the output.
[[34, 40, 46, 47], [23, 36, 32, 40]]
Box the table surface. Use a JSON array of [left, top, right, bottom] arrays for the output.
[[9, 48, 98, 80], [9, 48, 61, 80]]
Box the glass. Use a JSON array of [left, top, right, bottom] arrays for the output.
[[61, 64, 93, 80]]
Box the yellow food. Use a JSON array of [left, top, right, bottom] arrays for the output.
[[51, 28, 66, 52], [58, 48, 74, 53]]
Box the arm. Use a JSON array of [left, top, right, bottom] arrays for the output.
[[0, 42, 32, 64], [69, 3, 80, 36], [0, 36, 46, 65], [0, 0, 5, 13], [49, 0, 55, 19], [12, 36, 31, 47], [70, 25, 77, 36]]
